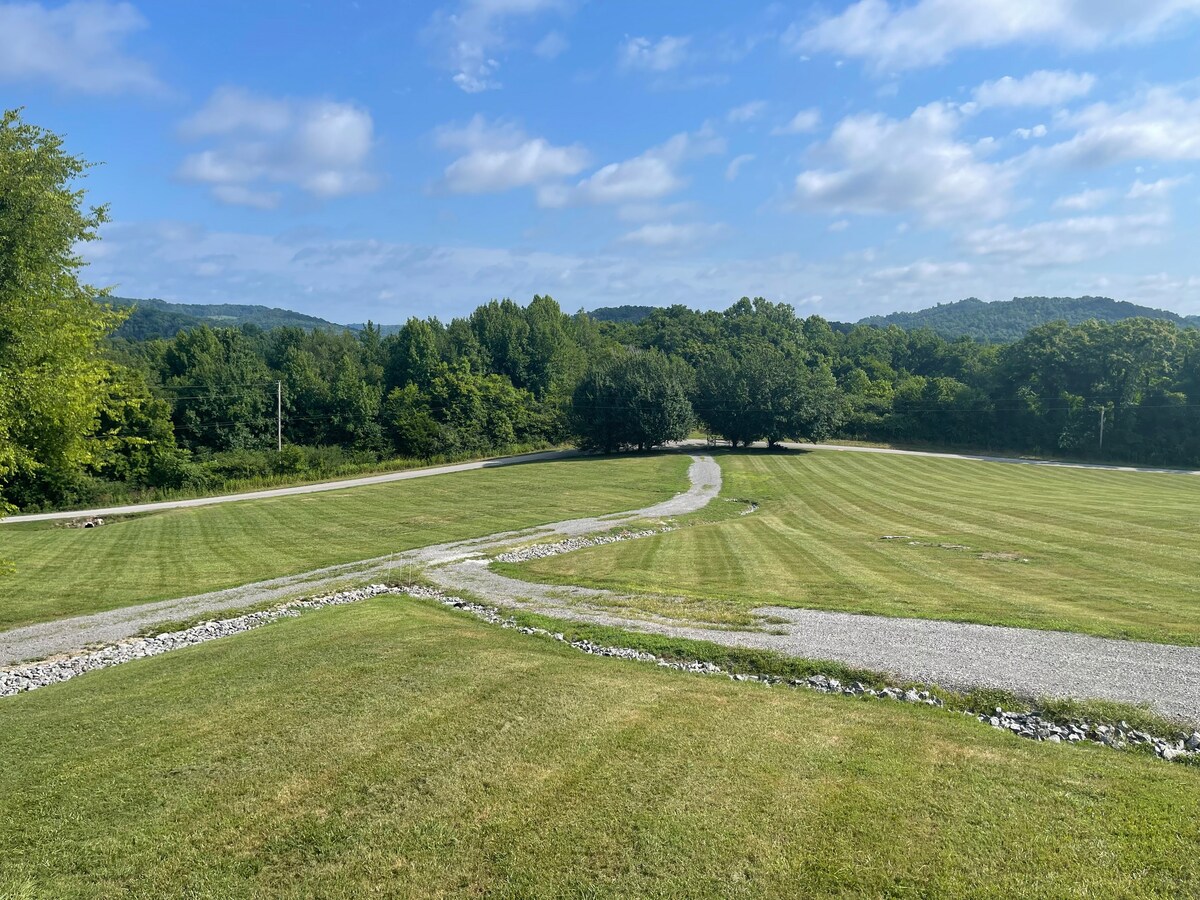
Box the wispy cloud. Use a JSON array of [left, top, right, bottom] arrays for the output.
[[974, 70, 1096, 108], [178, 88, 380, 208], [792, 103, 1013, 224], [790, 0, 1200, 71], [618, 34, 692, 72], [436, 115, 590, 193], [0, 0, 163, 95], [771, 108, 822, 135], [426, 0, 570, 93], [538, 126, 724, 208]]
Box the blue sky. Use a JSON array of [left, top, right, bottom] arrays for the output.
[[4, 0, 1200, 324]]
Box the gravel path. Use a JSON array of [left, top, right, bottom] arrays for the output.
[[9, 435, 1192, 527], [6, 449, 1198, 723], [0, 456, 720, 665], [432, 555, 1200, 721]]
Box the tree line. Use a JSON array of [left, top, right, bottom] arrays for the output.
[[5, 108, 1200, 513]]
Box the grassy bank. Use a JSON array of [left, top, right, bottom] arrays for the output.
[[508, 448, 1200, 645], [2, 598, 1197, 898], [0, 453, 687, 632]]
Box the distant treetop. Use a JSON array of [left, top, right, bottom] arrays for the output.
[[857, 296, 1200, 343], [585, 305, 658, 325]]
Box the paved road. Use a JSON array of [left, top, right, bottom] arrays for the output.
[[0, 448, 582, 524]]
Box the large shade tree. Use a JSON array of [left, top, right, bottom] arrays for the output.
[[571, 350, 694, 452], [0, 108, 124, 510]]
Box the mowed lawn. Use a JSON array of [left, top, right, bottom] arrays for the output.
[[0, 454, 688, 632], [511, 450, 1200, 645], [1, 599, 1198, 898]]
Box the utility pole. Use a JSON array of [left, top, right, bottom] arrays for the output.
[[277, 380, 283, 452], [1098, 406, 1106, 454]]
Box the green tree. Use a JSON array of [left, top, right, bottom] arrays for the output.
[[0, 108, 124, 509], [160, 326, 273, 452], [571, 350, 694, 452]]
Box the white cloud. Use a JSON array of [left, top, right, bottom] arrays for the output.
[[1052, 188, 1111, 211], [727, 100, 767, 123], [618, 34, 692, 72], [177, 88, 379, 207], [725, 153, 755, 181], [0, 0, 162, 94], [1043, 86, 1200, 167], [771, 108, 822, 135], [791, 0, 1200, 71], [792, 103, 1013, 224], [619, 222, 724, 247], [437, 116, 589, 193], [1014, 124, 1048, 140], [974, 70, 1095, 108], [538, 127, 724, 208], [210, 185, 281, 210], [828, 219, 850, 232], [965, 212, 1170, 266], [1127, 176, 1191, 199], [864, 260, 973, 283], [427, 0, 568, 93], [533, 30, 568, 59]]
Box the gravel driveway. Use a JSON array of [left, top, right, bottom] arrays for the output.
[[0, 455, 720, 665], [5, 450, 1198, 723], [433, 556, 1200, 721]]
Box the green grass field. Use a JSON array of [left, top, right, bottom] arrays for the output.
[[506, 449, 1200, 645], [2, 598, 1198, 898], [0, 454, 688, 632]]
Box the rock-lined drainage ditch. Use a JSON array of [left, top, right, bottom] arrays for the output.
[[0, 585, 397, 697], [3, 582, 1197, 765], [494, 528, 668, 564]]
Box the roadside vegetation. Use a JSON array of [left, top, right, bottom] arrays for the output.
[[0, 453, 687, 632], [3, 598, 1199, 898], [504, 449, 1200, 645]]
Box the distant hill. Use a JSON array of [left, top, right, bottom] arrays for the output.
[[858, 296, 1200, 342], [108, 297, 348, 340], [586, 305, 658, 325]]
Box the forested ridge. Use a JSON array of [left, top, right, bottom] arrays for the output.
[[857, 295, 1200, 342], [110, 296, 348, 341], [10, 294, 1199, 511], [5, 108, 1200, 514]]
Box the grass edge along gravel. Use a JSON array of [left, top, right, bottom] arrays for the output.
[[7, 579, 1196, 765], [0, 452, 689, 632], [503, 605, 1200, 750], [503, 449, 1200, 645]]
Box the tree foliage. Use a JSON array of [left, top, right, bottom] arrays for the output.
[[0, 108, 125, 509], [571, 350, 694, 452]]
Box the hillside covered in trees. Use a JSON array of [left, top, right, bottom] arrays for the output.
[[111, 297, 347, 341], [858, 296, 1200, 342], [10, 290, 1200, 512]]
